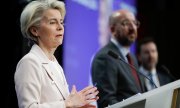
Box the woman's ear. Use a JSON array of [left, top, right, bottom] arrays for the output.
[[30, 26, 38, 37]]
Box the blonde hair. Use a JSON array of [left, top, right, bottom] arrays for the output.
[[20, 0, 66, 42]]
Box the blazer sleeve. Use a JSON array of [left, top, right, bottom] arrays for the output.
[[14, 57, 66, 108]]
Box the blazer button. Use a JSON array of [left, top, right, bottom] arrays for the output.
[[51, 81, 55, 84]]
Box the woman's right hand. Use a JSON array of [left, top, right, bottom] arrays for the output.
[[65, 85, 99, 108]]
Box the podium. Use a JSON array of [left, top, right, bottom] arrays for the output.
[[107, 79, 180, 108]]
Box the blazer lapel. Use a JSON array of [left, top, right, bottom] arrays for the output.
[[42, 63, 67, 99]]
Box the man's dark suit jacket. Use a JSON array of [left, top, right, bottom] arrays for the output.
[[91, 42, 145, 108], [157, 71, 175, 86], [153, 70, 175, 89]]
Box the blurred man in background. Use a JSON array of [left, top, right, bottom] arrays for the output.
[[136, 37, 176, 91]]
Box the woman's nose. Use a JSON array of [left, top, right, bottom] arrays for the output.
[[57, 22, 64, 30]]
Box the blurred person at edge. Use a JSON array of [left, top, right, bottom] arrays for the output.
[[14, 0, 99, 108], [136, 37, 176, 91]]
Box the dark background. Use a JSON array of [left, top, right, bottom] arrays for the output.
[[137, 0, 180, 78], [6, 0, 179, 107]]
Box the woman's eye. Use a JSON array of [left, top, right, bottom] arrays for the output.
[[61, 22, 64, 25], [50, 21, 56, 24]]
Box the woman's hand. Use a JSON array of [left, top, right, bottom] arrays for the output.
[[65, 85, 99, 108]]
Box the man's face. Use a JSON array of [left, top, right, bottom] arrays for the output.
[[114, 11, 139, 46], [139, 42, 158, 70]]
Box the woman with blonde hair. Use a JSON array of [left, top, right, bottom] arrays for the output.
[[14, 0, 98, 108]]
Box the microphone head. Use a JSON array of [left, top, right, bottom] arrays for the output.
[[160, 65, 170, 74], [107, 50, 119, 59]]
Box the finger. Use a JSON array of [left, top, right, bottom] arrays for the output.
[[86, 97, 99, 104], [71, 85, 77, 95], [85, 91, 99, 100], [80, 85, 94, 93], [83, 87, 98, 96]]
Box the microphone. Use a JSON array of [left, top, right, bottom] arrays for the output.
[[107, 50, 158, 88], [160, 65, 176, 81]]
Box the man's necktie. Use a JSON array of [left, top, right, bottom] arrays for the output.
[[126, 53, 141, 88], [148, 73, 155, 90]]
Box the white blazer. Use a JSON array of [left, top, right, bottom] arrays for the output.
[[14, 44, 69, 108]]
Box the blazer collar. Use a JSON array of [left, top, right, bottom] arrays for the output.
[[30, 44, 68, 99], [108, 41, 126, 61], [30, 44, 50, 63]]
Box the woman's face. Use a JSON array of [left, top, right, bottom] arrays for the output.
[[35, 9, 64, 49]]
